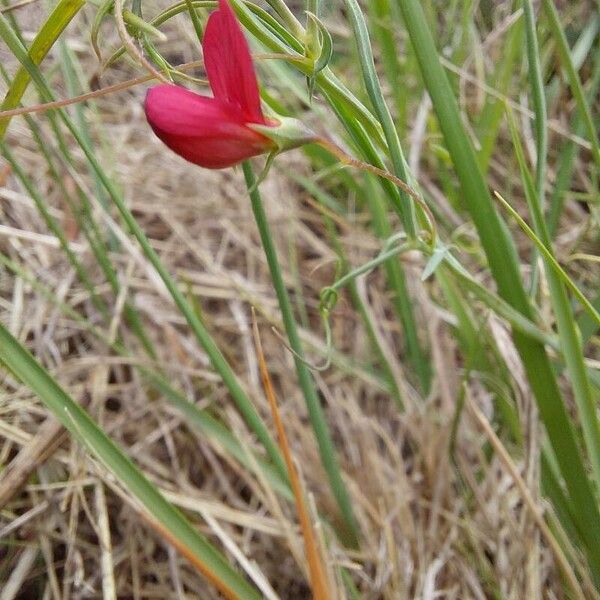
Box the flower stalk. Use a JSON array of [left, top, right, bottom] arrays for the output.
[[243, 160, 360, 548]]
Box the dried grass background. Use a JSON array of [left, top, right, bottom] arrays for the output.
[[0, 1, 598, 598]]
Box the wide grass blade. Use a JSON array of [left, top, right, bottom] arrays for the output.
[[0, 0, 84, 140], [0, 252, 293, 501]]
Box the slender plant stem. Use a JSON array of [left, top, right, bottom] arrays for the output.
[[523, 0, 547, 294], [344, 0, 417, 236], [263, 0, 305, 39], [523, 0, 547, 205], [242, 161, 360, 548], [317, 113, 432, 392], [507, 114, 600, 491]]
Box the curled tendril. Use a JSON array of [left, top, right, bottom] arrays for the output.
[[271, 311, 333, 372], [319, 286, 339, 314]]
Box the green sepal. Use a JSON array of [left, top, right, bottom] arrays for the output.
[[249, 115, 317, 152], [304, 11, 333, 99]]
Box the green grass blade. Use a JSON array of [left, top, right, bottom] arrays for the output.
[[0, 252, 293, 501], [368, 0, 406, 132], [476, 14, 523, 172], [494, 190, 600, 328], [541, 0, 600, 169], [0, 323, 262, 600], [343, 0, 417, 235], [0, 0, 84, 140], [523, 0, 548, 206], [507, 111, 600, 496]]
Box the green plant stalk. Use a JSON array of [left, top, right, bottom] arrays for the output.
[[522, 0, 547, 294], [541, 0, 600, 170], [305, 0, 320, 57], [263, 0, 304, 39], [541, 452, 583, 554], [523, 0, 547, 206], [495, 191, 600, 327], [242, 161, 360, 548], [477, 15, 523, 172], [251, 13, 429, 396], [344, 0, 416, 236], [0, 323, 261, 599], [395, 0, 600, 573], [0, 12, 287, 482], [368, 0, 406, 134], [185, 0, 204, 42], [509, 114, 600, 490]]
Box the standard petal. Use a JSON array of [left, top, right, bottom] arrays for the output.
[[145, 84, 244, 137], [144, 84, 272, 169], [203, 0, 265, 124]]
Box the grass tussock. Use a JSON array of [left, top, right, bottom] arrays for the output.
[[0, 0, 598, 598]]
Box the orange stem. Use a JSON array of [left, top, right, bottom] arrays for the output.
[[252, 311, 333, 600]]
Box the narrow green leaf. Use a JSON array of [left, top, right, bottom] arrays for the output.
[[343, 0, 417, 235], [542, 0, 600, 169], [0, 0, 84, 140]]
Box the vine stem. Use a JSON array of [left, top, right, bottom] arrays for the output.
[[316, 137, 436, 244], [242, 160, 360, 548]]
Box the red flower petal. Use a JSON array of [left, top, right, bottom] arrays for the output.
[[145, 84, 273, 168], [203, 0, 265, 124]]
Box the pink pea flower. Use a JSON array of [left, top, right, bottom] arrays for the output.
[[145, 0, 311, 169]]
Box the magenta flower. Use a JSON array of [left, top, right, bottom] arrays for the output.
[[144, 0, 276, 169]]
